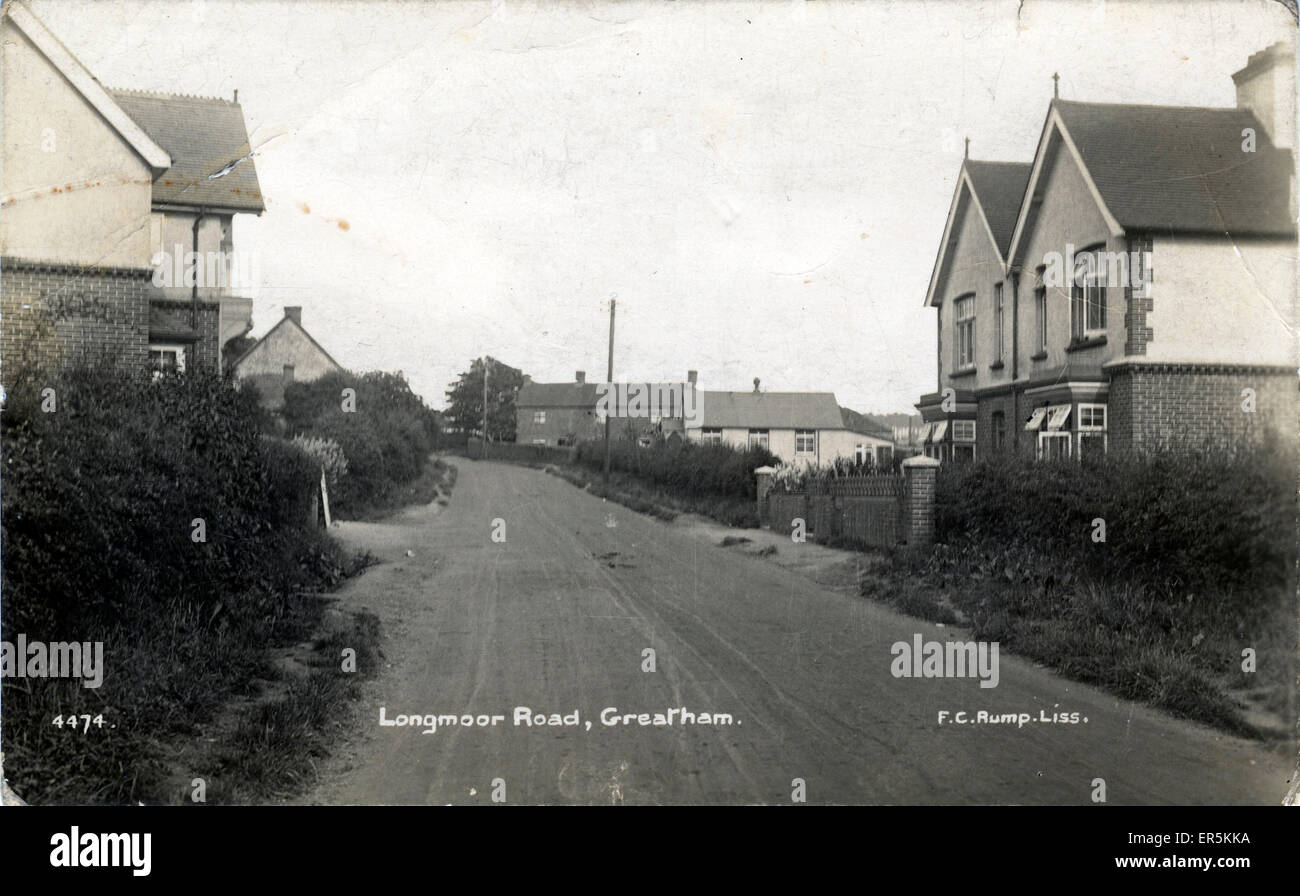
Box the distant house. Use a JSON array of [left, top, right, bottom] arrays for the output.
[[514, 371, 602, 446], [0, 2, 262, 376], [918, 41, 1298, 462], [232, 307, 344, 409], [685, 384, 894, 466]]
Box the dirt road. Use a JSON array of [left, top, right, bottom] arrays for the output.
[[304, 460, 1292, 805]]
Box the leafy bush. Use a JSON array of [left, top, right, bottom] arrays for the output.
[[281, 371, 440, 518], [571, 438, 778, 501], [934, 445, 1297, 598], [291, 435, 349, 486], [1, 363, 360, 803]]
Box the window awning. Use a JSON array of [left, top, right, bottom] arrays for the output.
[[917, 422, 934, 444], [1024, 407, 1048, 431], [929, 420, 949, 443], [1045, 404, 1072, 431]]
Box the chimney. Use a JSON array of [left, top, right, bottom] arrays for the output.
[[753, 377, 761, 393], [1233, 41, 1297, 151], [575, 370, 585, 384], [284, 306, 303, 326], [687, 370, 697, 385]]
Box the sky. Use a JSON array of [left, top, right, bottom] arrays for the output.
[[28, 0, 1296, 413]]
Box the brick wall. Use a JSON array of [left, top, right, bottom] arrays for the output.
[[1123, 233, 1154, 356], [976, 391, 1016, 459], [1, 258, 151, 373], [1108, 363, 1297, 452], [515, 405, 602, 445], [148, 299, 221, 375]]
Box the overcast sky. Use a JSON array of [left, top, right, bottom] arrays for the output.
[[30, 0, 1295, 413]]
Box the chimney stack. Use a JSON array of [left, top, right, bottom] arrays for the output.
[[687, 370, 697, 385], [753, 377, 761, 393], [575, 370, 586, 384], [285, 306, 303, 326], [1233, 41, 1297, 151]]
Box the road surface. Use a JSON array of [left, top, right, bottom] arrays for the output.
[[304, 460, 1294, 805]]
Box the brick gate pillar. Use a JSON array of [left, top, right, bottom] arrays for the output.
[[901, 456, 939, 546]]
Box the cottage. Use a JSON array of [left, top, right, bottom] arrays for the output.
[[918, 42, 1298, 461], [685, 382, 895, 466], [231, 307, 344, 410]]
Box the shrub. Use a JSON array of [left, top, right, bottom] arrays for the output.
[[1, 362, 359, 803], [281, 371, 441, 518], [571, 438, 779, 501], [291, 435, 349, 486]]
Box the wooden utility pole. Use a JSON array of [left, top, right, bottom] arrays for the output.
[[603, 299, 615, 488], [482, 356, 489, 460]]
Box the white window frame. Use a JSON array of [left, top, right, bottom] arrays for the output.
[[954, 294, 976, 370], [747, 429, 769, 450], [533, 410, 546, 424], [1037, 431, 1071, 460], [876, 446, 893, 466], [1077, 403, 1107, 431], [1071, 245, 1107, 339], [951, 420, 975, 442], [149, 343, 186, 377], [701, 427, 722, 445], [1077, 431, 1108, 458], [1077, 403, 1108, 457], [951, 443, 975, 463], [794, 429, 816, 455]]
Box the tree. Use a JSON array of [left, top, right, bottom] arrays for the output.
[[444, 357, 524, 442]]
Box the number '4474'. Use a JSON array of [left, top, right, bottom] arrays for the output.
[[52, 714, 106, 734]]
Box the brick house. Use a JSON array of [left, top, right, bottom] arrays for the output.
[[515, 371, 603, 446], [1, 1, 262, 378], [231, 307, 344, 410], [918, 42, 1298, 461]]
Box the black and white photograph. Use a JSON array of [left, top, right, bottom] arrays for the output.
[[0, 0, 1298, 867]]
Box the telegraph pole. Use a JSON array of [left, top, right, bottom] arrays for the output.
[[482, 356, 489, 460], [603, 298, 615, 488]]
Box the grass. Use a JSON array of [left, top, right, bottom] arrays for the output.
[[194, 609, 383, 803], [858, 540, 1295, 738]]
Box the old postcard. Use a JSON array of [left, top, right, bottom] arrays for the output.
[[1, 0, 1297, 840]]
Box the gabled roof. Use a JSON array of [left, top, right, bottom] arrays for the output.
[[924, 158, 1031, 306], [839, 406, 895, 440], [3, 2, 171, 172], [231, 314, 344, 374], [1053, 100, 1294, 237], [964, 161, 1033, 255], [109, 90, 265, 213], [1007, 99, 1296, 264], [696, 391, 846, 430], [516, 381, 600, 408]]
